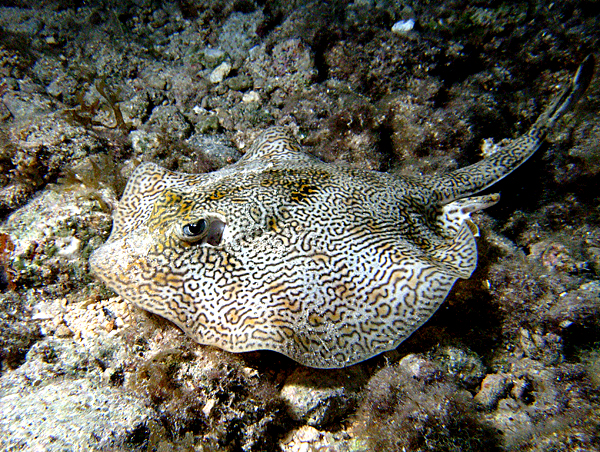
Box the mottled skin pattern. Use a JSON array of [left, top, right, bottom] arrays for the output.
[[90, 56, 594, 368]]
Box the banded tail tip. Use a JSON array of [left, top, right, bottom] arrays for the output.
[[554, 54, 595, 119], [574, 54, 595, 101], [532, 54, 595, 134]]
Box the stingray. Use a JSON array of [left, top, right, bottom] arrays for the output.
[[90, 56, 594, 368]]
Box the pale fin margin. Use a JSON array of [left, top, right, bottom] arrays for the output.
[[427, 222, 481, 279], [236, 126, 310, 164], [436, 193, 501, 237]]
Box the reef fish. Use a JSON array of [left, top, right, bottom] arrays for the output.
[[90, 56, 594, 368]]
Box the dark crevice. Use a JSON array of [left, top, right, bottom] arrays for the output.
[[432, 44, 487, 86], [256, 2, 285, 38], [376, 123, 396, 173]]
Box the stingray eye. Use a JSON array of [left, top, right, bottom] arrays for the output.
[[181, 220, 208, 241], [179, 217, 226, 246]]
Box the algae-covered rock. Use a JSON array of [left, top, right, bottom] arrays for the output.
[[0, 378, 153, 451], [281, 366, 368, 427]]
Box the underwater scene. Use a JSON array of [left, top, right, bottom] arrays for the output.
[[0, 0, 599, 451]]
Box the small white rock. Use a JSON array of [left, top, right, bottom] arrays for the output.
[[202, 398, 217, 416], [58, 237, 81, 258], [481, 138, 501, 157], [242, 90, 260, 103], [295, 425, 321, 442], [209, 61, 232, 84], [392, 18, 415, 34]]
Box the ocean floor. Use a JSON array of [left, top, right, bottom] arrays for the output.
[[1, 1, 599, 451]]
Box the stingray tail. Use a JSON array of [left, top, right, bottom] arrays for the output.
[[532, 54, 596, 138], [429, 54, 595, 204]]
